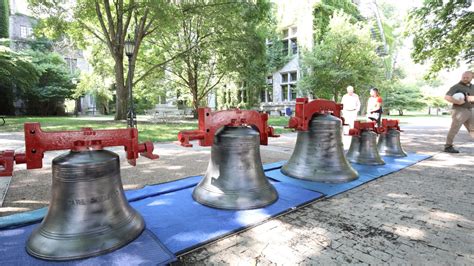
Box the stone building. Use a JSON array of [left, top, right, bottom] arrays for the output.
[[259, 0, 320, 115]]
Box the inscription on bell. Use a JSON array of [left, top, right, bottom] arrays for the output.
[[67, 189, 120, 206]]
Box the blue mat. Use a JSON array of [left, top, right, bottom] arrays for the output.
[[0, 228, 175, 265], [266, 153, 431, 197], [130, 182, 323, 254], [0, 167, 323, 261], [0, 175, 204, 229]]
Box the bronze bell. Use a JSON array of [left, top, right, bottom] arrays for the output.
[[346, 130, 385, 165], [193, 126, 278, 210], [26, 150, 144, 261], [377, 128, 407, 157], [282, 114, 358, 183]]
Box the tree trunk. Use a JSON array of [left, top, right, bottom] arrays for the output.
[[398, 109, 403, 116], [114, 57, 127, 120]]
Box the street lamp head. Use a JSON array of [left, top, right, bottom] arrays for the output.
[[124, 35, 135, 57]]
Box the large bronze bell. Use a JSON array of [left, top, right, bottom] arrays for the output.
[[346, 130, 385, 165], [282, 114, 358, 183], [193, 126, 278, 210], [377, 128, 407, 157], [26, 150, 144, 261]]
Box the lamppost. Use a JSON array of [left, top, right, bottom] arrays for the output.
[[124, 35, 137, 128]]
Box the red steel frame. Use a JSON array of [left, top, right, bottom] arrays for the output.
[[348, 120, 387, 136], [0, 123, 158, 176], [380, 118, 402, 133], [177, 108, 279, 147], [287, 98, 344, 131]]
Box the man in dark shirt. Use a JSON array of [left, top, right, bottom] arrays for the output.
[[444, 71, 473, 153]]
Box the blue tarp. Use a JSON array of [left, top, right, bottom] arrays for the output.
[[265, 153, 431, 197]]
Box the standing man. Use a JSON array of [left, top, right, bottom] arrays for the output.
[[444, 71, 474, 153], [341, 85, 361, 131]]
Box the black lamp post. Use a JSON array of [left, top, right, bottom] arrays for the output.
[[124, 35, 137, 128]]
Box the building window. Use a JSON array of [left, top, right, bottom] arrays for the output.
[[290, 38, 297, 55], [20, 26, 28, 38], [261, 76, 273, 103], [290, 84, 297, 100], [281, 26, 298, 55], [280, 71, 297, 101], [281, 85, 289, 101], [65, 58, 78, 73]]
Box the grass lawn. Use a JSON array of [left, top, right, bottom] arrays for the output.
[[1, 114, 443, 142], [0, 116, 197, 142], [0, 115, 293, 142]]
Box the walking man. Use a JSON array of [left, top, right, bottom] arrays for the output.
[[444, 71, 474, 153], [341, 85, 361, 131]]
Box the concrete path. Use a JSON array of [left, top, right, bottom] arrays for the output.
[[0, 116, 473, 264]]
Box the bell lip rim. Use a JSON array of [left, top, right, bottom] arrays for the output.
[[25, 215, 145, 261], [280, 168, 359, 184], [347, 159, 386, 165], [192, 183, 279, 210], [193, 195, 279, 210]]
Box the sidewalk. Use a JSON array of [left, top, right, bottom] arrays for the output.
[[1, 116, 473, 264]]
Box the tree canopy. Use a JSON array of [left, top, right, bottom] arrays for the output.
[[29, 0, 180, 120], [313, 0, 361, 44], [408, 0, 473, 77], [384, 83, 426, 115], [0, 46, 39, 115], [300, 11, 384, 101], [157, 1, 272, 114], [24, 50, 76, 115]]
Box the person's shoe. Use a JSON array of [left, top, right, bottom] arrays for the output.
[[444, 146, 459, 153]]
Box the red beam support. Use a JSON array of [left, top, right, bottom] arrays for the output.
[[0, 123, 158, 176], [177, 108, 279, 147], [287, 98, 344, 131]]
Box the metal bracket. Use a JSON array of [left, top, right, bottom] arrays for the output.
[[287, 98, 344, 131], [380, 119, 402, 133], [0, 123, 159, 176], [177, 108, 279, 147], [348, 121, 386, 136]]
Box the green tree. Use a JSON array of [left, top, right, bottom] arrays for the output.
[[25, 50, 76, 115], [424, 95, 448, 115], [384, 83, 426, 115], [28, 0, 179, 120], [161, 1, 272, 115], [313, 0, 360, 44], [75, 71, 113, 115], [0, 46, 39, 115], [408, 0, 473, 77], [300, 11, 384, 100], [0, 0, 8, 38]]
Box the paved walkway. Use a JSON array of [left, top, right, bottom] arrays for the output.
[[1, 116, 473, 264]]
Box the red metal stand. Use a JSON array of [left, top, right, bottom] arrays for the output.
[[348, 121, 386, 136], [0, 123, 159, 176], [287, 98, 344, 131], [379, 119, 402, 132], [177, 108, 279, 147]]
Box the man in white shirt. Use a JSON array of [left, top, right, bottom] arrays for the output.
[[341, 86, 361, 131]]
